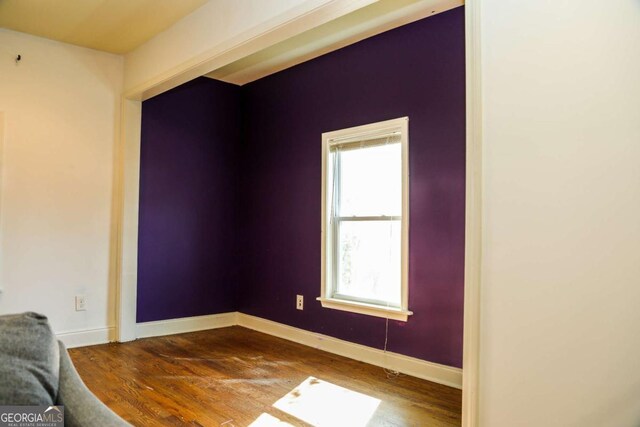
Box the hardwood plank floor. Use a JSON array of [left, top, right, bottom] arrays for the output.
[[69, 326, 461, 426]]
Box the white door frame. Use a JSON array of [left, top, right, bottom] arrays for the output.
[[114, 98, 141, 342], [114, 1, 482, 424], [462, 0, 482, 425]]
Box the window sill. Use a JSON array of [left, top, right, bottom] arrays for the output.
[[316, 297, 412, 322]]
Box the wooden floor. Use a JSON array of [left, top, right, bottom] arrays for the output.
[[69, 327, 461, 426]]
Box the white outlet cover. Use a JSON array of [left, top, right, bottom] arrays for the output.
[[75, 296, 87, 311]]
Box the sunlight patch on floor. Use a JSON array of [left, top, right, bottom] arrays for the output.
[[248, 413, 294, 426], [272, 376, 381, 427]]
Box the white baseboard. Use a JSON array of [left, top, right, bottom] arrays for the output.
[[236, 313, 462, 389], [136, 312, 237, 339], [117, 311, 461, 389], [57, 326, 116, 349]]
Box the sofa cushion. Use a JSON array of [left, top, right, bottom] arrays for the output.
[[0, 312, 59, 405]]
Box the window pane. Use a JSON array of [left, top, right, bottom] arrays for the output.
[[339, 143, 401, 217], [336, 220, 401, 306]]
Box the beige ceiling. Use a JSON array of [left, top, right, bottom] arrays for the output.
[[0, 0, 210, 54]]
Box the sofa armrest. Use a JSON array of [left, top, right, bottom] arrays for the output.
[[57, 342, 130, 427]]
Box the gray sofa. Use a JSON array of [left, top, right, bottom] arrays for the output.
[[0, 312, 129, 426]]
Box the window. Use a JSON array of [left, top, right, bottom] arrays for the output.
[[319, 117, 411, 321]]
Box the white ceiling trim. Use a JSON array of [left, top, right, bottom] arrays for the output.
[[125, 0, 378, 100], [206, 0, 463, 86]]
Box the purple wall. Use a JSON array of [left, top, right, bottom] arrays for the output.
[[137, 7, 464, 367], [240, 8, 465, 367], [137, 78, 242, 322]]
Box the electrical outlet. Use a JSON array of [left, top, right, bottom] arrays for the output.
[[296, 295, 304, 310], [75, 295, 87, 311]]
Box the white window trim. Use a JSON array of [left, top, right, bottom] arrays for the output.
[[319, 117, 412, 322]]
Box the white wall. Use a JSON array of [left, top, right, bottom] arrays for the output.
[[0, 29, 123, 338], [479, 1, 640, 426], [124, 0, 312, 92]]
